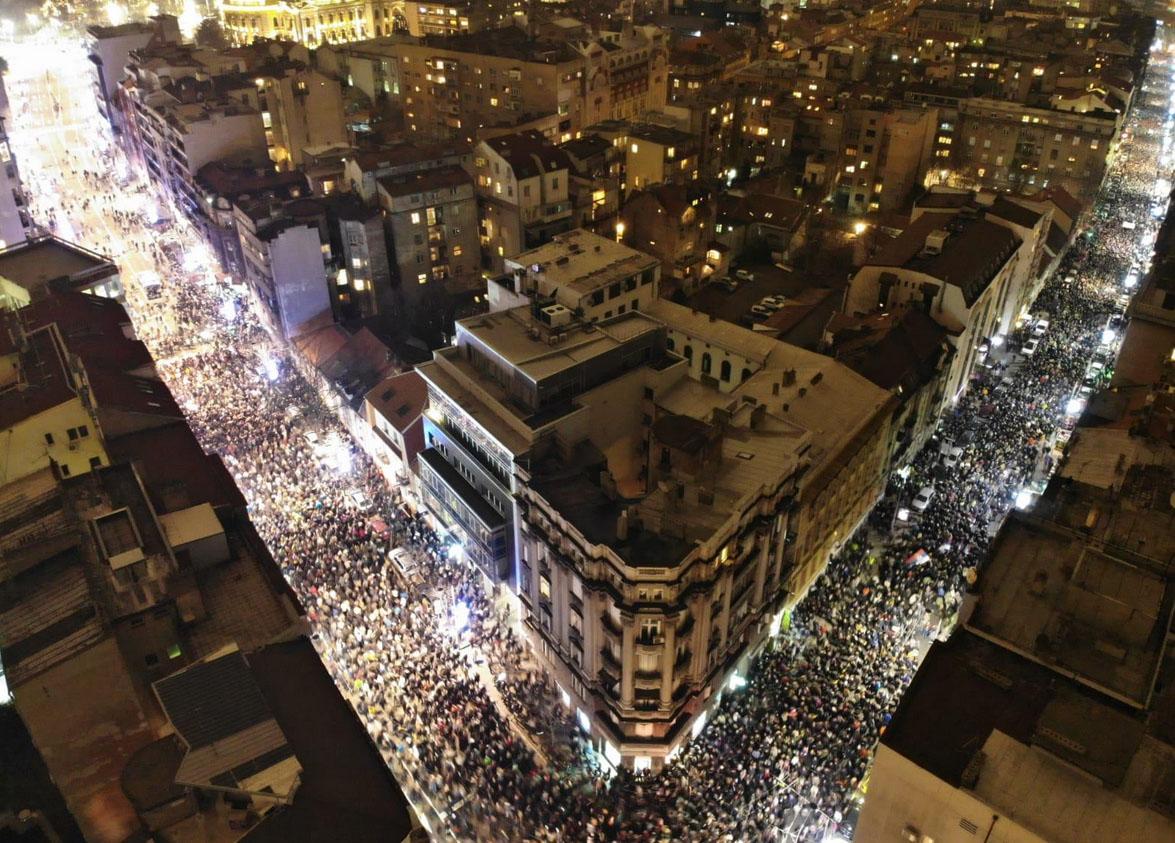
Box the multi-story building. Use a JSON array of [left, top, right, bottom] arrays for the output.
[[128, 91, 269, 221], [364, 369, 429, 487], [401, 0, 527, 37], [375, 165, 482, 301], [619, 184, 715, 294], [0, 117, 32, 247], [473, 130, 574, 274], [845, 209, 1025, 404], [827, 308, 953, 468], [492, 228, 663, 321], [248, 66, 349, 171], [836, 104, 939, 214], [418, 229, 893, 765], [221, 0, 527, 44], [858, 298, 1175, 840], [316, 30, 585, 143], [235, 203, 335, 339], [570, 24, 669, 126], [194, 161, 309, 277], [86, 15, 181, 135], [343, 141, 472, 202], [955, 97, 1121, 201], [0, 292, 416, 843]]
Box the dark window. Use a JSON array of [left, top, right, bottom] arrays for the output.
[[684, 345, 693, 360], [144, 653, 159, 667], [89, 457, 102, 469], [720, 360, 732, 381], [701, 352, 712, 374], [666, 337, 675, 351], [44, 433, 54, 445], [741, 368, 752, 382]]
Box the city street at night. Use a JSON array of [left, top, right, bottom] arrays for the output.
[[1, 8, 1173, 843]]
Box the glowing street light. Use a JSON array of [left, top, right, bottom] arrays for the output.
[[852, 221, 868, 236], [1015, 488, 1034, 510]]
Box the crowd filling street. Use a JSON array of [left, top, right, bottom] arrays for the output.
[[4, 23, 1173, 843]]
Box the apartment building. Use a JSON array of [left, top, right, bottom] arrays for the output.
[[845, 210, 1025, 404], [249, 66, 349, 171], [473, 131, 574, 274], [194, 161, 310, 277], [571, 24, 669, 126], [492, 228, 662, 321], [343, 141, 472, 202], [235, 204, 334, 340], [0, 292, 415, 843], [221, 0, 391, 45], [0, 117, 32, 248], [316, 30, 585, 143], [129, 91, 269, 221], [86, 15, 181, 134], [955, 97, 1121, 201], [375, 165, 482, 301], [618, 184, 715, 294], [417, 229, 893, 765], [916, 189, 1054, 325], [836, 103, 938, 214]]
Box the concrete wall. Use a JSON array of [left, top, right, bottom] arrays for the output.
[[269, 224, 333, 339]]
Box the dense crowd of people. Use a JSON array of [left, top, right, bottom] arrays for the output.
[[6, 30, 1171, 842]]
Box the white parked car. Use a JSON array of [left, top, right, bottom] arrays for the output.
[[941, 445, 964, 469], [750, 304, 773, 318], [1032, 318, 1049, 337], [1022, 338, 1039, 356], [912, 486, 934, 512], [735, 269, 755, 281]]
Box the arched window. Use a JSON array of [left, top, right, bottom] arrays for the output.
[[684, 345, 693, 360], [667, 337, 675, 352], [741, 368, 752, 382], [701, 353, 712, 375], [720, 360, 732, 381]]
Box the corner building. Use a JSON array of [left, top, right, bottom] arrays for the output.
[[417, 229, 894, 767]]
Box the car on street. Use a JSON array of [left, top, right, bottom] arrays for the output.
[[750, 304, 773, 318], [758, 297, 784, 311], [912, 486, 934, 512], [735, 269, 755, 281], [718, 277, 740, 292], [941, 445, 964, 469], [762, 294, 789, 309], [1032, 318, 1049, 337], [1021, 338, 1039, 356]]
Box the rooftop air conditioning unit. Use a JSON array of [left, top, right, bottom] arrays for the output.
[[924, 229, 949, 255], [541, 304, 572, 329]]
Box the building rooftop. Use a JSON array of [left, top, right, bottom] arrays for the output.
[[365, 370, 428, 434], [420, 27, 579, 63], [510, 228, 659, 297], [871, 212, 1021, 307], [377, 165, 471, 199], [884, 633, 1175, 838], [0, 236, 118, 294], [967, 509, 1173, 710], [646, 299, 779, 365], [458, 306, 663, 383], [484, 130, 572, 179], [241, 638, 416, 842]]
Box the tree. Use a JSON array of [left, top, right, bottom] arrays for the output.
[[194, 17, 228, 50]]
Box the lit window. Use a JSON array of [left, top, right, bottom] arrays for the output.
[[417, 273, 428, 284], [410, 212, 421, 224]]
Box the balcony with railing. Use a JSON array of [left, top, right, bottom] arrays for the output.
[[600, 646, 621, 671], [634, 667, 661, 687], [600, 611, 622, 638]]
